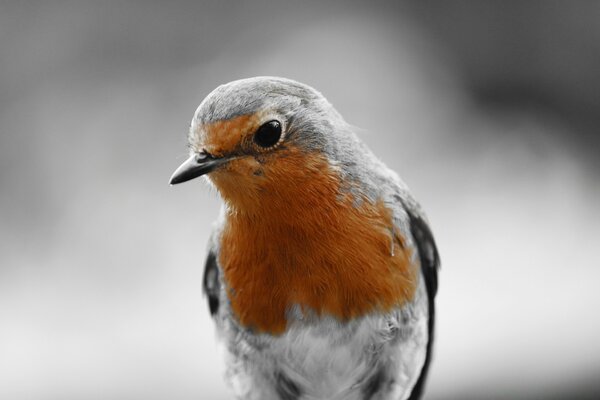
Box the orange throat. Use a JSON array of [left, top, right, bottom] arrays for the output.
[[215, 150, 418, 335]]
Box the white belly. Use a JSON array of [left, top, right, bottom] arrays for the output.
[[220, 279, 429, 400]]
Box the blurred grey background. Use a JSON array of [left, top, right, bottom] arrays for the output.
[[1, 1, 599, 399]]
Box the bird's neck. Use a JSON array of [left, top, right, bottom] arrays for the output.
[[217, 152, 419, 335]]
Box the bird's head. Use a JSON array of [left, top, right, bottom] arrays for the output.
[[170, 77, 352, 213]]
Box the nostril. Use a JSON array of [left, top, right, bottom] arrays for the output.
[[196, 150, 212, 162]]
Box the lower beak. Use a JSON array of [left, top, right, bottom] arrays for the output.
[[169, 153, 229, 185]]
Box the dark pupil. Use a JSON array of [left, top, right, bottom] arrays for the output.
[[254, 120, 282, 148]]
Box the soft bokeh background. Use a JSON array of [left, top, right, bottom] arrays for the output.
[[1, 1, 599, 399]]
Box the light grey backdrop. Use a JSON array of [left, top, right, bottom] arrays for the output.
[[1, 1, 599, 399]]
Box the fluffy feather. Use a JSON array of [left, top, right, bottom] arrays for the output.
[[181, 77, 440, 400]]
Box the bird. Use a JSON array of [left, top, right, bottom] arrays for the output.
[[170, 77, 439, 400]]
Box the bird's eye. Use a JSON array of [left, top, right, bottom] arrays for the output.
[[253, 120, 282, 148]]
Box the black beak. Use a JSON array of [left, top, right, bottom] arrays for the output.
[[169, 152, 229, 185]]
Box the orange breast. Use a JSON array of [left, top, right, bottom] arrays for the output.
[[218, 149, 417, 335]]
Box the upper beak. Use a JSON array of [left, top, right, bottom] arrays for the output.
[[169, 152, 229, 185]]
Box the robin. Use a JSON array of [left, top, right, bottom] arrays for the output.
[[170, 77, 439, 400]]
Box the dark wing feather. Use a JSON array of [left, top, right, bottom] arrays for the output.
[[202, 250, 220, 316], [404, 206, 440, 400]]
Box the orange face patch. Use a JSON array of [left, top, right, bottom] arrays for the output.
[[194, 113, 264, 157], [217, 148, 418, 335]]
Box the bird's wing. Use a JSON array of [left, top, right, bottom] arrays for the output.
[[401, 198, 440, 400], [202, 247, 220, 316], [202, 208, 233, 318], [202, 220, 226, 318]]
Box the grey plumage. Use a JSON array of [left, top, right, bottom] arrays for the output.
[[178, 77, 439, 400]]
